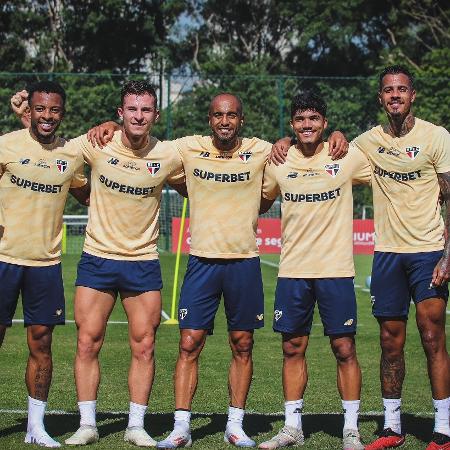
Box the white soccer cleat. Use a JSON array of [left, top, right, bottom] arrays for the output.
[[125, 427, 157, 447], [342, 429, 364, 450], [25, 428, 61, 448], [65, 425, 99, 445], [224, 426, 256, 447], [258, 425, 304, 449], [156, 428, 192, 448]]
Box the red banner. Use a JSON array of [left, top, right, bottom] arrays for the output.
[[172, 218, 374, 254], [353, 219, 375, 254]]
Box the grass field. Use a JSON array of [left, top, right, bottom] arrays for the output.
[[0, 252, 448, 449]]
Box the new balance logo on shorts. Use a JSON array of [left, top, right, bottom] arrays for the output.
[[179, 308, 188, 320]]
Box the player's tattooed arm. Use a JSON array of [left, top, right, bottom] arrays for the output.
[[433, 172, 450, 286], [380, 352, 405, 398]]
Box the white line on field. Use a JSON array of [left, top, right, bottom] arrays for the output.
[[0, 408, 433, 417]]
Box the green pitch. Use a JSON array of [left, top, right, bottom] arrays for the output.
[[0, 254, 445, 449]]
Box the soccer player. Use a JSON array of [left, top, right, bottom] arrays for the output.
[[0, 81, 89, 448], [87, 93, 348, 449], [353, 66, 450, 450], [65, 81, 185, 447], [258, 91, 370, 450]]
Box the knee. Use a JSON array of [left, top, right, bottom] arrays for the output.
[[380, 328, 404, 357], [28, 330, 52, 358], [130, 332, 156, 362], [282, 339, 307, 360], [331, 339, 356, 365], [179, 334, 204, 361], [230, 334, 254, 359], [420, 328, 444, 357], [77, 333, 102, 360]]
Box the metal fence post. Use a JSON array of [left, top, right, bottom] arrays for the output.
[[166, 73, 172, 140], [278, 76, 285, 138]]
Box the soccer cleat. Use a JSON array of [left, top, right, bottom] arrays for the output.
[[65, 425, 99, 445], [364, 428, 405, 450], [124, 427, 157, 447], [258, 425, 304, 449], [425, 432, 450, 450], [25, 428, 61, 448], [224, 426, 256, 447], [343, 429, 364, 450], [156, 428, 192, 448]]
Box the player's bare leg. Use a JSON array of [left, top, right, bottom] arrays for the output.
[[365, 319, 406, 450], [121, 290, 161, 446], [157, 329, 207, 448], [259, 334, 307, 449], [228, 330, 254, 408], [66, 287, 115, 446], [224, 330, 256, 447], [416, 298, 450, 447], [25, 324, 60, 447], [330, 335, 364, 450], [0, 324, 6, 347]]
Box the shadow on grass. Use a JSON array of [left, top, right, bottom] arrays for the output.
[[0, 411, 433, 444]]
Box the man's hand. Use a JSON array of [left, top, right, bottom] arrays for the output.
[[270, 137, 291, 166], [10, 90, 31, 128], [328, 131, 348, 160], [432, 255, 450, 287], [87, 121, 121, 148]]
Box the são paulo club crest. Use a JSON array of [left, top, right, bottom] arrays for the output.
[[56, 159, 68, 173], [147, 162, 161, 176], [406, 146, 420, 160], [324, 163, 340, 177], [238, 151, 252, 163]]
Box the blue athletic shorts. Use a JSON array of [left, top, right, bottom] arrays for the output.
[[178, 255, 264, 332], [371, 251, 448, 318], [75, 252, 163, 294], [0, 261, 65, 327], [273, 277, 357, 336]]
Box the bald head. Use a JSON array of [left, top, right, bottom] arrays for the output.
[[208, 93, 243, 117]]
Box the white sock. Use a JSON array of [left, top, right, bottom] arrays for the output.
[[433, 397, 450, 436], [226, 406, 245, 432], [78, 400, 97, 427], [27, 396, 46, 432], [128, 401, 147, 429], [174, 410, 191, 432], [383, 398, 402, 434], [342, 400, 360, 430], [285, 400, 303, 430]]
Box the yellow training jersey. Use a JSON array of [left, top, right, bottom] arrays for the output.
[[353, 118, 450, 253], [0, 129, 86, 266], [263, 143, 371, 278], [77, 131, 184, 260], [174, 135, 272, 259]]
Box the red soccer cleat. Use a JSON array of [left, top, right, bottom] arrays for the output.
[[365, 428, 405, 450], [425, 432, 450, 450]]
